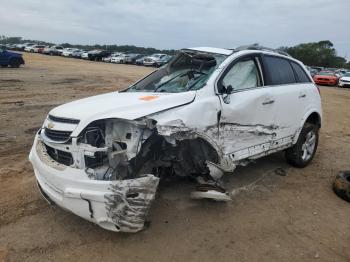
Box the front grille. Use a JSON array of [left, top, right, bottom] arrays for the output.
[[342, 79, 350, 83], [48, 115, 80, 124], [44, 128, 72, 142], [45, 145, 73, 166]]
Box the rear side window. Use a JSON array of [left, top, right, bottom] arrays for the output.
[[264, 56, 296, 85], [290, 62, 311, 83]]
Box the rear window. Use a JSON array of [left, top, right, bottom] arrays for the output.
[[291, 62, 311, 83], [264, 56, 296, 85]]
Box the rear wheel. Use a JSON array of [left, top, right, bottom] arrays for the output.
[[285, 123, 319, 167], [1, 65, 8, 68], [9, 59, 20, 68]]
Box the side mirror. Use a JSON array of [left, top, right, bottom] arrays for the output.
[[222, 84, 233, 104], [226, 85, 233, 94]]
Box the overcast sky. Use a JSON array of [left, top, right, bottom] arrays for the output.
[[1, 0, 349, 58]]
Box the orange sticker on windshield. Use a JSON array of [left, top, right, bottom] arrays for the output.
[[139, 95, 160, 101]]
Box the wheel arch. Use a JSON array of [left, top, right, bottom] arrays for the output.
[[292, 110, 322, 144], [305, 111, 322, 128]]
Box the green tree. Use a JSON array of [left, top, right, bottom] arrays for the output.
[[281, 40, 348, 68]]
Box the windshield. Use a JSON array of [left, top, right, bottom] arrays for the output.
[[318, 71, 334, 76], [343, 73, 350, 77], [125, 50, 227, 93]]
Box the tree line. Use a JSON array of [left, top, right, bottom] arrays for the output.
[[1, 36, 349, 68], [279, 40, 349, 69]]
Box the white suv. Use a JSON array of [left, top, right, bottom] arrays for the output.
[[29, 46, 322, 233]]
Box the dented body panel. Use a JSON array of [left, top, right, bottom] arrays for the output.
[[29, 46, 322, 232]]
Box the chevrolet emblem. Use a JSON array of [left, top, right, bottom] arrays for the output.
[[47, 122, 55, 129]]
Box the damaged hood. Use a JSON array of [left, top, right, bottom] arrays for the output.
[[49, 91, 196, 130]]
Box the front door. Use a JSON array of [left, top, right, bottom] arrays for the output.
[[217, 55, 278, 161]]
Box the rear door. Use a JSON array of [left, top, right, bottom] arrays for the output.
[[289, 61, 316, 121], [261, 55, 303, 145]]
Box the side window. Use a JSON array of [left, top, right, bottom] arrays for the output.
[[221, 58, 261, 92], [264, 56, 296, 85], [290, 62, 311, 83]]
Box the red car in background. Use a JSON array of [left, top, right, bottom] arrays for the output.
[[313, 71, 338, 86]]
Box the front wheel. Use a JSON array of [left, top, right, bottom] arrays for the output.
[[285, 123, 319, 167], [9, 59, 20, 68]]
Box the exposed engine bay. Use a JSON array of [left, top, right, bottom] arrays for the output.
[[78, 119, 220, 182]]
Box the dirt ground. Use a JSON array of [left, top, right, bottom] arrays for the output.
[[0, 53, 349, 262]]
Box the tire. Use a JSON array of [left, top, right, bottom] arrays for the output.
[[333, 171, 350, 202], [9, 59, 20, 68], [285, 122, 319, 167], [1, 65, 8, 68]]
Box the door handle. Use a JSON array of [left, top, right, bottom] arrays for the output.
[[299, 94, 306, 98], [262, 99, 275, 105]]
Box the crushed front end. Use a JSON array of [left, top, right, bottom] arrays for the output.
[[29, 116, 162, 232], [29, 113, 231, 232]]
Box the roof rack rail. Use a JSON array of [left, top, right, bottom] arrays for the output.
[[232, 44, 291, 57]]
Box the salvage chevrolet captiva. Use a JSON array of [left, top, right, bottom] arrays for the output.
[[29, 45, 322, 232]]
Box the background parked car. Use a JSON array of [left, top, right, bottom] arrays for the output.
[[313, 71, 338, 86], [143, 53, 168, 66], [102, 52, 123, 62], [338, 72, 350, 87], [62, 48, 78, 57], [24, 43, 36, 52], [307, 66, 318, 77], [81, 51, 89, 59], [124, 54, 143, 64], [71, 49, 85, 58], [30, 45, 46, 53], [43, 45, 64, 56], [87, 50, 111, 61], [14, 43, 29, 51], [156, 55, 172, 67], [135, 56, 147, 65], [0, 45, 25, 68], [111, 54, 127, 63]]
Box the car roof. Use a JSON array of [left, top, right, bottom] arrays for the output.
[[187, 47, 233, 55], [187, 45, 294, 59]]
